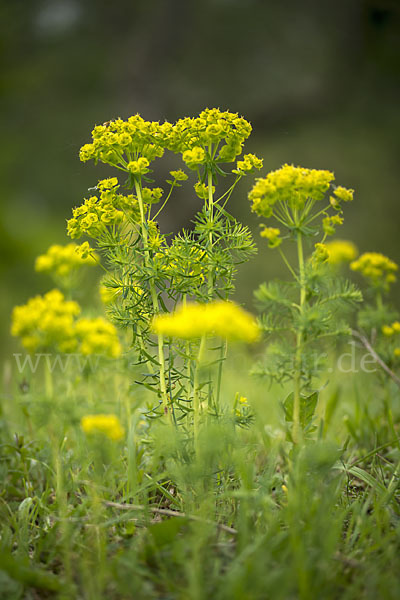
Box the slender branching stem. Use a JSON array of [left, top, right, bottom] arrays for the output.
[[136, 322, 154, 375], [152, 181, 176, 221], [183, 294, 192, 409], [207, 162, 214, 300], [278, 247, 299, 282], [193, 335, 206, 447], [207, 159, 227, 415], [215, 339, 227, 411], [134, 178, 169, 417], [293, 228, 306, 444]]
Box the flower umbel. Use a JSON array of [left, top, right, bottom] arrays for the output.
[[249, 164, 335, 218], [351, 252, 398, 291], [67, 178, 140, 240]]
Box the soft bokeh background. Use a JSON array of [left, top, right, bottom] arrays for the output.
[[1, 0, 400, 363]]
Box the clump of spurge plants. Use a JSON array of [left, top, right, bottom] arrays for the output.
[[249, 164, 363, 442], [67, 109, 262, 434], [7, 109, 400, 600]]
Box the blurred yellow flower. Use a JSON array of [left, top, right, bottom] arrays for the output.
[[35, 243, 97, 278], [382, 321, 400, 337], [75, 317, 122, 358], [382, 325, 394, 336], [260, 226, 282, 248], [151, 301, 260, 342], [325, 240, 358, 266], [11, 290, 122, 358], [351, 252, 398, 291], [81, 414, 125, 441], [11, 289, 81, 353]]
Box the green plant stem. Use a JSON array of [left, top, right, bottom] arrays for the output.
[[207, 163, 226, 416], [207, 165, 214, 300], [193, 335, 206, 448], [136, 322, 154, 375], [152, 180, 176, 220], [215, 339, 227, 411], [386, 459, 400, 500], [293, 230, 306, 444], [215, 175, 241, 210], [53, 441, 73, 591], [134, 179, 169, 418], [183, 294, 192, 409], [278, 247, 299, 282], [303, 202, 330, 225]]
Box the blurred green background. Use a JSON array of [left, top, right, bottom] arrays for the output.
[[1, 0, 400, 364]]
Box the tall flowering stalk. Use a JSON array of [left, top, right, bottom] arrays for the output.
[[249, 165, 362, 443], [67, 109, 262, 430]]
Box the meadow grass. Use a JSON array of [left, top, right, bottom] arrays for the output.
[[1, 348, 400, 600]]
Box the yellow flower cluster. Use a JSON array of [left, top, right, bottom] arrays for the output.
[[323, 214, 343, 236], [79, 114, 169, 168], [146, 220, 165, 252], [350, 252, 398, 290], [81, 414, 125, 441], [35, 243, 97, 277], [127, 157, 150, 175], [260, 226, 282, 248], [11, 289, 81, 352], [331, 186, 354, 206], [182, 147, 206, 170], [75, 317, 122, 358], [194, 182, 215, 200], [67, 178, 140, 239], [140, 187, 163, 204], [249, 164, 336, 218], [235, 395, 249, 417], [312, 242, 330, 264], [169, 170, 188, 181], [151, 301, 260, 342], [381, 321, 400, 359], [171, 108, 253, 164], [233, 153, 264, 175], [11, 290, 122, 357], [79, 110, 259, 182], [382, 321, 400, 336], [324, 240, 358, 265]]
